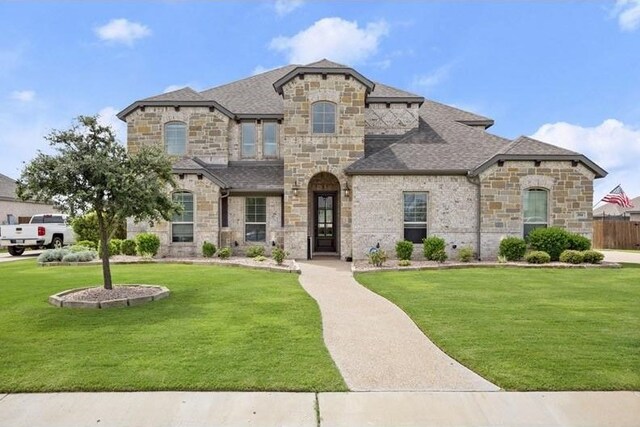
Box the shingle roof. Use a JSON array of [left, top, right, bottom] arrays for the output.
[[420, 99, 494, 127], [499, 135, 578, 156], [205, 162, 284, 191], [304, 59, 348, 68], [368, 82, 423, 100], [593, 195, 640, 216], [0, 173, 17, 200], [142, 87, 205, 102]]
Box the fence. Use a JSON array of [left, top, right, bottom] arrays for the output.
[[593, 220, 640, 249]]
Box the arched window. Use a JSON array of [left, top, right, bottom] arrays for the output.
[[172, 191, 194, 242], [165, 122, 187, 155], [523, 188, 548, 237], [312, 102, 336, 134]]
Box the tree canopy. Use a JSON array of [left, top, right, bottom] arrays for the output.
[[17, 115, 178, 289]]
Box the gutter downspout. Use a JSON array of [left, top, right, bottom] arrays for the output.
[[219, 190, 230, 250], [466, 173, 482, 261]]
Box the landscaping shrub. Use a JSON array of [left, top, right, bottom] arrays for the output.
[[432, 249, 448, 263], [75, 240, 97, 251], [457, 246, 474, 262], [120, 239, 137, 256], [423, 236, 445, 260], [582, 250, 605, 264], [559, 250, 584, 264], [69, 244, 89, 253], [202, 241, 216, 258], [395, 240, 414, 261], [37, 248, 70, 263], [527, 227, 570, 261], [71, 211, 126, 243], [255, 255, 267, 262], [499, 237, 527, 261], [61, 252, 80, 263], [217, 247, 232, 259], [525, 251, 551, 264], [136, 233, 160, 257], [246, 245, 265, 258], [368, 249, 388, 267], [398, 259, 411, 267], [61, 251, 96, 263], [272, 247, 287, 265], [98, 240, 119, 258], [567, 233, 591, 251], [110, 239, 123, 255]]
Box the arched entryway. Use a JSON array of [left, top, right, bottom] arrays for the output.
[[308, 172, 341, 256]]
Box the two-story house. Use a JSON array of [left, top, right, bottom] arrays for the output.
[[117, 59, 606, 260]]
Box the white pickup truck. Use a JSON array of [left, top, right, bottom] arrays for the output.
[[0, 214, 76, 256]]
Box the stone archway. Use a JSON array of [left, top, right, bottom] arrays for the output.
[[308, 172, 341, 256]]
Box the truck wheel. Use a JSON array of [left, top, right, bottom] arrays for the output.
[[50, 236, 63, 249], [8, 246, 24, 256]]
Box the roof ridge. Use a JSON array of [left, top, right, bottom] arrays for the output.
[[199, 64, 299, 95]]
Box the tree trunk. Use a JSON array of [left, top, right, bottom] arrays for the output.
[[96, 211, 113, 290]]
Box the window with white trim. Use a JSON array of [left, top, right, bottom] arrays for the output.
[[245, 197, 266, 242], [172, 191, 194, 243], [523, 188, 548, 237], [165, 122, 187, 155], [403, 192, 427, 243], [242, 122, 256, 158], [263, 122, 278, 158], [312, 102, 336, 134]]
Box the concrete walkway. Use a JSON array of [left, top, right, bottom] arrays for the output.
[[602, 249, 640, 264], [1, 391, 639, 427], [298, 259, 498, 391]]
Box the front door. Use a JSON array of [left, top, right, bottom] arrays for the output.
[[314, 193, 336, 252]]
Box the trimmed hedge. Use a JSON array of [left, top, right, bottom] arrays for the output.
[[136, 233, 160, 257], [246, 246, 265, 258], [559, 250, 584, 264], [457, 246, 474, 262], [217, 247, 232, 259], [499, 237, 527, 261], [527, 227, 570, 261], [567, 233, 591, 251], [202, 241, 216, 258], [582, 250, 605, 264], [395, 240, 414, 261], [525, 251, 551, 264], [423, 236, 446, 260], [120, 239, 137, 256]]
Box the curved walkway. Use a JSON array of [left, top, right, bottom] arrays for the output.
[[298, 259, 499, 391]]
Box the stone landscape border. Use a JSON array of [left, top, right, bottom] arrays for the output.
[[49, 285, 170, 309], [352, 261, 622, 273]]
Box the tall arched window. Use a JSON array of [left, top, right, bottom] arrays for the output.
[[312, 102, 336, 134], [165, 122, 187, 155], [523, 188, 548, 237], [172, 191, 194, 242]]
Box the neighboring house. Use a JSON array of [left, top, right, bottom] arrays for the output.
[[117, 59, 606, 260], [0, 173, 56, 224], [593, 196, 640, 221]]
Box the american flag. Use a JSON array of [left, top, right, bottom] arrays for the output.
[[601, 185, 634, 208]]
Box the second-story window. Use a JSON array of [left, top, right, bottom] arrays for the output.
[[263, 122, 278, 158], [165, 122, 187, 155], [312, 102, 336, 134], [242, 122, 256, 158]]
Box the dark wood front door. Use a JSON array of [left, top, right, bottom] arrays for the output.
[[314, 193, 336, 252]]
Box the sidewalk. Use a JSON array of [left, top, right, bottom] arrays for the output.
[[601, 249, 640, 264], [0, 391, 638, 427], [298, 259, 497, 391]]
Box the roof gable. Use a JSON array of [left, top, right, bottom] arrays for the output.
[[272, 59, 375, 95]]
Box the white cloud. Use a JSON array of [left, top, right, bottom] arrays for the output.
[[613, 0, 640, 31], [269, 17, 389, 65], [274, 0, 304, 16], [531, 119, 640, 199], [10, 90, 35, 102], [95, 19, 151, 46], [97, 106, 126, 144], [413, 64, 452, 90], [163, 84, 188, 93]]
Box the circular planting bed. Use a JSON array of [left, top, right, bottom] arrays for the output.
[[49, 285, 170, 309]]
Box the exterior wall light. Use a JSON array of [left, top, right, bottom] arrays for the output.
[[292, 180, 300, 197], [344, 183, 351, 198]]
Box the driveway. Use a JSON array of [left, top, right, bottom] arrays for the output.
[[0, 250, 42, 263], [601, 250, 640, 264], [298, 259, 498, 392]]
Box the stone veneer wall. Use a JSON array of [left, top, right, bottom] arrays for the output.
[[281, 74, 367, 259], [479, 160, 595, 259], [351, 175, 478, 260], [127, 174, 220, 257], [220, 195, 284, 255], [365, 103, 419, 135], [126, 106, 230, 164]]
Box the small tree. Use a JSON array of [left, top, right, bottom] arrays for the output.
[[17, 115, 179, 289]]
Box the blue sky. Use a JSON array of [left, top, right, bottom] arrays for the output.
[[1, 1, 639, 200]]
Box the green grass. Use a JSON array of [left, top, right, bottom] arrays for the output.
[[356, 266, 640, 391], [0, 261, 346, 392]]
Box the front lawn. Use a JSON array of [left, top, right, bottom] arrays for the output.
[[356, 266, 640, 391], [0, 261, 346, 392]]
